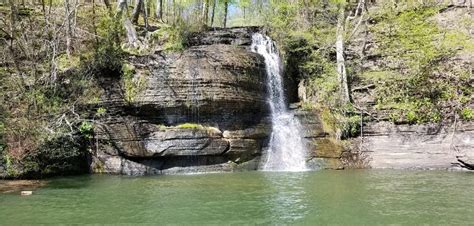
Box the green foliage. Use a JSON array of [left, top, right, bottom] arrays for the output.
[[57, 54, 81, 72], [122, 63, 135, 78], [85, 13, 125, 77], [5, 154, 19, 177], [96, 107, 107, 117], [79, 121, 94, 139], [320, 107, 338, 136], [21, 136, 89, 177], [341, 115, 362, 138], [319, 106, 361, 139], [262, 1, 341, 109], [176, 123, 204, 129], [372, 7, 443, 69], [384, 100, 441, 124], [0, 121, 4, 154], [368, 6, 472, 123], [122, 63, 147, 103], [461, 108, 473, 121], [151, 23, 191, 52]]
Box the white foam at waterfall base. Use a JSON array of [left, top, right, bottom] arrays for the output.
[[251, 33, 308, 172]]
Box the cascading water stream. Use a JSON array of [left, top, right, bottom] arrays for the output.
[[251, 34, 308, 172]]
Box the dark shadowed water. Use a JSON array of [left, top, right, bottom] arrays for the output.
[[1, 170, 473, 225]]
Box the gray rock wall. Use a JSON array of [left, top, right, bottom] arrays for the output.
[[90, 27, 272, 175], [362, 122, 474, 170]]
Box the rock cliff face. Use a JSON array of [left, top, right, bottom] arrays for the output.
[[80, 26, 474, 175], [90, 27, 272, 175], [291, 106, 474, 171], [361, 122, 474, 170], [291, 107, 345, 170]]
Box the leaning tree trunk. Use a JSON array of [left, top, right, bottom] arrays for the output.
[[117, 0, 140, 48], [458, 158, 474, 170], [336, 5, 351, 104], [103, 0, 111, 10]]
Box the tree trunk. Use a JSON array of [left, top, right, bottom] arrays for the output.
[[155, 0, 162, 20], [172, 0, 176, 25], [145, 0, 150, 16], [65, 0, 73, 57], [457, 158, 474, 170], [92, 0, 99, 45], [132, 0, 143, 24], [223, 1, 228, 28], [336, 5, 350, 104], [203, 0, 209, 25], [159, 0, 163, 20], [210, 0, 216, 27], [117, 0, 140, 47], [117, 0, 127, 14], [143, 0, 148, 30], [103, 0, 111, 10]]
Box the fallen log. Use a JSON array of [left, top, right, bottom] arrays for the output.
[[457, 158, 474, 170], [352, 84, 375, 92]]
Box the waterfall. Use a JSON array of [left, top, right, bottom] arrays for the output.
[[251, 34, 308, 172]]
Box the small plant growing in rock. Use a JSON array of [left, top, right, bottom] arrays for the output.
[[95, 107, 107, 117], [79, 121, 94, 139], [176, 123, 203, 129], [460, 108, 473, 120]]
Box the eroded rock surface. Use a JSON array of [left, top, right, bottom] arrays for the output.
[[90, 27, 271, 175], [362, 122, 474, 170], [292, 107, 344, 170]]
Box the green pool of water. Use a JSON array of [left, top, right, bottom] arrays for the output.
[[1, 170, 473, 225]]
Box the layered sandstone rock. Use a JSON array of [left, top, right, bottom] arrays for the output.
[[362, 122, 474, 170], [90, 27, 272, 175]]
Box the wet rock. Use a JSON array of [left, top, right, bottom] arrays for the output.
[[222, 123, 271, 139], [313, 138, 344, 158], [187, 27, 261, 47], [292, 108, 344, 169], [142, 128, 229, 157], [307, 158, 344, 170], [121, 159, 149, 176], [20, 191, 33, 196]]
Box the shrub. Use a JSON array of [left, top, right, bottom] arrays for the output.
[[79, 121, 94, 139], [96, 107, 107, 117], [83, 13, 125, 77], [461, 108, 473, 121], [21, 135, 89, 177], [341, 115, 362, 139], [121, 63, 147, 103], [151, 22, 190, 52], [0, 121, 4, 154]]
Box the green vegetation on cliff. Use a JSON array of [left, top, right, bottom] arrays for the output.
[[368, 6, 473, 124], [259, 1, 472, 131]]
